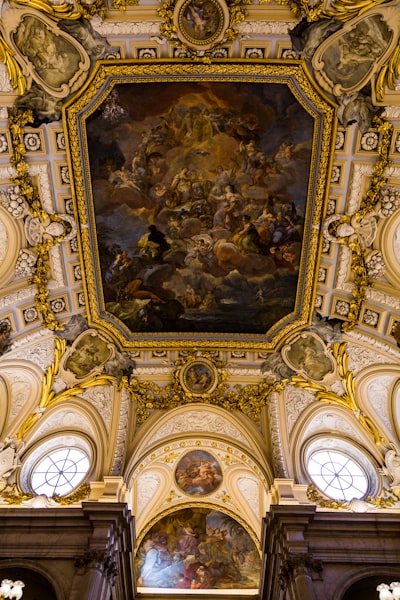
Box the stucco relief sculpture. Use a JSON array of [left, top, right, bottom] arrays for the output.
[[0, 438, 23, 490]]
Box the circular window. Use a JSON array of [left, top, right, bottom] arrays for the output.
[[31, 448, 90, 496], [307, 449, 369, 501]]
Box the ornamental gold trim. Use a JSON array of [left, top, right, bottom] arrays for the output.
[[8, 109, 73, 331], [122, 351, 284, 425], [327, 115, 393, 331], [290, 342, 385, 445]]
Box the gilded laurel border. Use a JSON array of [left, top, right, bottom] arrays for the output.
[[63, 60, 336, 352]]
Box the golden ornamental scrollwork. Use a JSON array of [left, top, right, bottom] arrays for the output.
[[16, 337, 115, 441], [327, 115, 393, 332], [0, 37, 26, 94], [8, 108, 74, 331], [121, 352, 285, 425], [0, 481, 90, 505], [289, 0, 393, 23], [290, 342, 385, 445], [306, 484, 400, 510]]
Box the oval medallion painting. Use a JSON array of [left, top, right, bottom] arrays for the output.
[[136, 507, 260, 591], [175, 0, 228, 49], [180, 358, 217, 396], [175, 450, 222, 495]]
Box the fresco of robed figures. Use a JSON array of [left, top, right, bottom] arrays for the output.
[[136, 507, 260, 590], [87, 81, 314, 335]]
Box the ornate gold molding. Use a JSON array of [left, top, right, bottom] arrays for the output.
[[290, 342, 385, 445], [121, 352, 284, 425], [307, 483, 400, 510], [328, 115, 393, 331], [8, 109, 73, 331], [0, 481, 90, 504], [16, 337, 115, 441]]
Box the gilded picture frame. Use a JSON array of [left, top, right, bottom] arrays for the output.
[[63, 60, 336, 351]]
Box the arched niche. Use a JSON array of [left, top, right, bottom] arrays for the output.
[[131, 439, 267, 537], [290, 403, 383, 496], [126, 404, 272, 540], [0, 360, 44, 435], [128, 402, 270, 471]]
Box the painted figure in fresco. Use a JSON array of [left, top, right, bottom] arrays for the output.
[[139, 533, 175, 587], [175, 451, 222, 495], [136, 508, 260, 590]]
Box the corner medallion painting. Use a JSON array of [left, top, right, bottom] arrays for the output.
[[64, 62, 335, 350], [135, 507, 260, 591]]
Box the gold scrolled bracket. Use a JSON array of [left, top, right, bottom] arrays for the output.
[[0, 36, 26, 95], [375, 44, 400, 102], [16, 337, 115, 441], [11, 0, 82, 19], [290, 342, 385, 446]]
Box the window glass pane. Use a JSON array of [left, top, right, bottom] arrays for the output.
[[307, 449, 368, 501], [31, 448, 90, 497]]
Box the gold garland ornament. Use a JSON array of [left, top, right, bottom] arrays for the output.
[[8, 109, 75, 331], [121, 352, 284, 425], [306, 484, 400, 510], [328, 115, 393, 331]]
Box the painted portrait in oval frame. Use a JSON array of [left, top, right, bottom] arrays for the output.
[[175, 450, 222, 495], [180, 358, 218, 396], [174, 0, 229, 49]]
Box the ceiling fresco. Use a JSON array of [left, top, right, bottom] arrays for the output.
[[64, 61, 335, 349]]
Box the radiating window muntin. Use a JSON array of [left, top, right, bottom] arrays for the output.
[[31, 448, 90, 497], [307, 449, 368, 501]]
